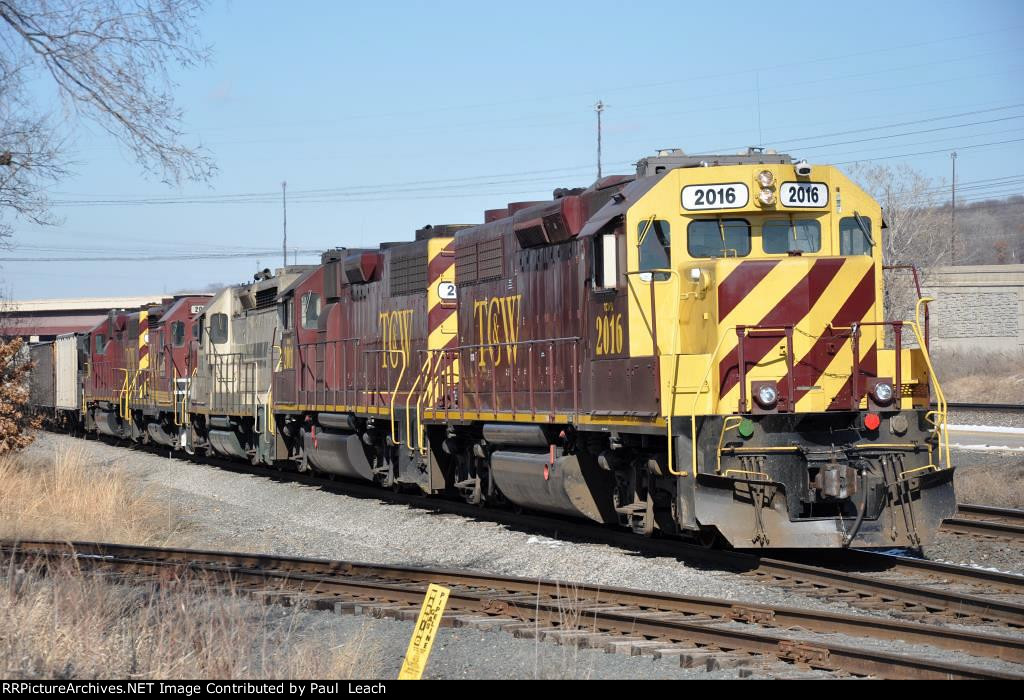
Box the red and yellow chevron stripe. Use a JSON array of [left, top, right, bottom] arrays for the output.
[[138, 309, 150, 370], [715, 256, 879, 413], [426, 238, 457, 353]]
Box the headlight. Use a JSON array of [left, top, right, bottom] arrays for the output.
[[872, 382, 894, 405], [758, 187, 776, 205], [756, 385, 778, 408], [689, 267, 702, 281], [757, 170, 775, 187]]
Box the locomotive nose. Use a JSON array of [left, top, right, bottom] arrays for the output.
[[714, 255, 877, 414]]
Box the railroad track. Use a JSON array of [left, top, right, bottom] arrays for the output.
[[945, 402, 1024, 413], [3, 540, 1023, 680], [79, 433, 1024, 630], [942, 503, 1024, 543]]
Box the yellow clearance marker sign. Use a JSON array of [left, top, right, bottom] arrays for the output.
[[398, 584, 450, 680]]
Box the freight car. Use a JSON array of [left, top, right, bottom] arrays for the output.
[[28, 333, 87, 431], [27, 150, 955, 549]]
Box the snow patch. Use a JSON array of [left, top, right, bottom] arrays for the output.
[[947, 424, 1024, 435]]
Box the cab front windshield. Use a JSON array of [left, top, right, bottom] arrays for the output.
[[682, 215, 872, 259]]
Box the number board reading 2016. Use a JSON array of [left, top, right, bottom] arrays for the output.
[[681, 183, 749, 211], [780, 182, 829, 208]]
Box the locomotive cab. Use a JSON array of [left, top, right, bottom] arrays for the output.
[[609, 154, 954, 547]]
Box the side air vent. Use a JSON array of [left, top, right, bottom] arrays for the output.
[[390, 251, 427, 297], [455, 238, 504, 285], [255, 287, 278, 310]]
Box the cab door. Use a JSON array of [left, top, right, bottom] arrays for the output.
[[584, 224, 659, 416]]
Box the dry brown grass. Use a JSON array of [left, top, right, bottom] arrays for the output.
[[0, 560, 380, 679], [932, 348, 1024, 403], [954, 465, 1024, 509], [0, 442, 180, 545]]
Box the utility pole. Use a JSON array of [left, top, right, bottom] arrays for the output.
[[595, 100, 605, 180], [282, 180, 288, 268], [950, 152, 957, 261]]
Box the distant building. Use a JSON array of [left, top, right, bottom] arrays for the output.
[[921, 265, 1024, 352], [0, 296, 166, 341]]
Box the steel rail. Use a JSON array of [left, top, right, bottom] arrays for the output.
[[77, 434, 1024, 627], [4, 540, 1022, 680], [957, 503, 1024, 523], [942, 517, 1024, 542], [944, 402, 1024, 412], [939, 504, 1024, 542]]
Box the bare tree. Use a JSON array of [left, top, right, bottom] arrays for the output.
[[0, 0, 215, 240], [848, 162, 952, 323]]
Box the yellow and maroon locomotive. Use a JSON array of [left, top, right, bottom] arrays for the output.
[[31, 150, 954, 549]]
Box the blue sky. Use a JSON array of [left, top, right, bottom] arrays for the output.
[[4, 0, 1024, 299]]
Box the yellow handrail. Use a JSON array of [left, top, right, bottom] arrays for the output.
[[404, 352, 434, 451], [173, 366, 180, 426], [904, 315, 950, 470], [116, 368, 130, 416], [413, 351, 450, 455], [716, 415, 744, 474], [686, 329, 735, 478], [388, 346, 409, 448], [625, 267, 684, 476]]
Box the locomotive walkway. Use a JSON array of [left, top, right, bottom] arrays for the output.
[[4, 540, 1023, 680]]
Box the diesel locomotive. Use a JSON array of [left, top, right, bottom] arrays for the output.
[[27, 149, 954, 549]]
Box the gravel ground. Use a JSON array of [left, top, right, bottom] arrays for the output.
[[923, 529, 1024, 575], [948, 408, 1024, 430], [918, 447, 1024, 573], [26, 434, 887, 612], [18, 433, 1024, 679]]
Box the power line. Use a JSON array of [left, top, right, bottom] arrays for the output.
[[46, 101, 1024, 208], [0, 249, 324, 263], [834, 137, 1024, 165]]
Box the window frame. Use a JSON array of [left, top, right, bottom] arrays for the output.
[[301, 291, 321, 330], [209, 313, 229, 345], [279, 297, 292, 330], [761, 218, 822, 255], [592, 231, 620, 291], [171, 320, 186, 348], [637, 218, 672, 276], [686, 218, 752, 259], [839, 215, 874, 256]]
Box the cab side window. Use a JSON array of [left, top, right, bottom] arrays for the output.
[[301, 292, 321, 330], [637, 219, 671, 272], [171, 321, 186, 348], [279, 298, 292, 330], [210, 313, 228, 344], [94, 333, 106, 355], [593, 232, 619, 290], [840, 216, 873, 255]]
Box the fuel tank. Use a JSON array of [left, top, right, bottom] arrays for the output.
[[302, 429, 375, 481], [490, 451, 614, 523], [94, 409, 122, 438], [208, 429, 249, 460], [146, 422, 177, 447]]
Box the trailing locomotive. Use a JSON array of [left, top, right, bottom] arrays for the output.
[[26, 150, 955, 549]]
